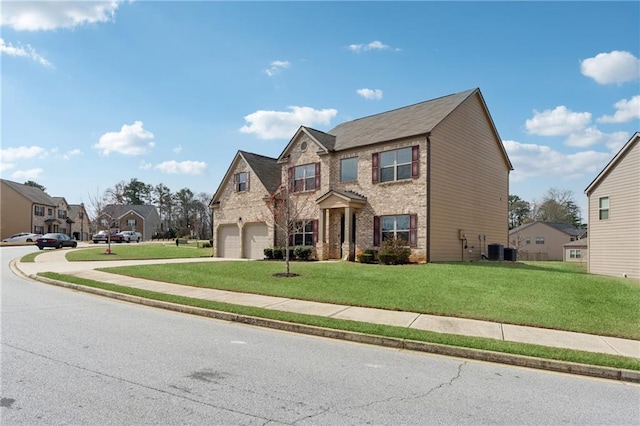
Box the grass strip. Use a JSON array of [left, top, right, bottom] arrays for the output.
[[39, 272, 640, 372], [20, 252, 40, 263], [66, 244, 212, 261], [97, 260, 640, 339]]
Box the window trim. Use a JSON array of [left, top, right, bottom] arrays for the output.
[[34, 205, 45, 216], [234, 172, 249, 192], [289, 219, 318, 247], [372, 145, 419, 184], [535, 237, 545, 245], [373, 214, 417, 247], [340, 157, 358, 182], [289, 163, 320, 193], [598, 196, 609, 220], [569, 249, 582, 259]]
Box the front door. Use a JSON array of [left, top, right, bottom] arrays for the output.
[[339, 213, 357, 258]]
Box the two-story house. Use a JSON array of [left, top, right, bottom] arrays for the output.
[[94, 204, 161, 241], [585, 132, 639, 279], [69, 203, 92, 241], [1, 179, 73, 239], [509, 221, 586, 261], [211, 88, 513, 261]]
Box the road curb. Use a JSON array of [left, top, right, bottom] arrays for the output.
[[13, 261, 640, 384]]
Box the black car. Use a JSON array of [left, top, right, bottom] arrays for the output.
[[36, 233, 78, 250]]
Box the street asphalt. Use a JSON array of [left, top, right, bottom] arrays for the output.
[[9, 244, 640, 383]]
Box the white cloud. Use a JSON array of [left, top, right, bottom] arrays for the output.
[[173, 144, 183, 154], [154, 160, 207, 175], [525, 106, 592, 136], [597, 95, 640, 123], [0, 145, 47, 162], [347, 40, 398, 53], [503, 140, 612, 182], [11, 168, 44, 180], [0, 163, 15, 172], [239, 106, 338, 139], [0, 38, 52, 67], [1, 1, 122, 31], [580, 51, 640, 85], [57, 148, 82, 160], [265, 60, 290, 77], [357, 88, 383, 100], [139, 160, 152, 170], [94, 121, 155, 156], [565, 128, 630, 149]]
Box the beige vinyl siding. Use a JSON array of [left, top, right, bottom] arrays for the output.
[[588, 140, 640, 279], [0, 182, 34, 239], [509, 222, 576, 261], [429, 93, 509, 261]]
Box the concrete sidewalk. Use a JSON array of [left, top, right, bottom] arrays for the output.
[[13, 247, 640, 361]]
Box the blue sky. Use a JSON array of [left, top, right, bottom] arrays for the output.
[[1, 1, 639, 221]]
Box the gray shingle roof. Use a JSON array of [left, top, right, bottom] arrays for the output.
[[510, 221, 586, 238], [239, 151, 281, 194], [1, 179, 56, 206], [328, 88, 477, 151], [103, 204, 157, 219], [302, 127, 336, 151]]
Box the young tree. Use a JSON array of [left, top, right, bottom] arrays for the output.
[[153, 183, 174, 234], [262, 183, 315, 276], [174, 188, 197, 237]]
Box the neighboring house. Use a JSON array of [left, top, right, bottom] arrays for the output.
[[0, 179, 76, 240], [95, 204, 161, 241], [211, 88, 513, 261], [509, 221, 586, 261], [69, 203, 92, 241], [585, 132, 639, 279], [563, 239, 588, 264], [51, 197, 73, 236]]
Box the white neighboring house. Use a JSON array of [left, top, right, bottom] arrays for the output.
[[584, 132, 639, 280]]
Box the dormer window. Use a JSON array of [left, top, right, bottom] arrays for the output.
[[235, 172, 249, 192]]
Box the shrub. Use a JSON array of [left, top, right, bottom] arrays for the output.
[[273, 247, 284, 260], [379, 237, 411, 265], [294, 246, 312, 261], [264, 248, 274, 260], [357, 253, 374, 264]]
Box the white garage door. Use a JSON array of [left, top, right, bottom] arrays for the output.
[[218, 225, 240, 258], [242, 222, 269, 259]]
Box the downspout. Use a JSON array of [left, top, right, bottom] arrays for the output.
[[426, 134, 432, 263]]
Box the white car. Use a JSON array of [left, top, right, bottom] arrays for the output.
[[117, 231, 142, 243], [3, 232, 43, 243]]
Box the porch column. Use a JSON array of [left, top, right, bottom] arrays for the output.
[[343, 206, 352, 260], [318, 208, 325, 243]]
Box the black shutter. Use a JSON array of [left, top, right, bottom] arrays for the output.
[[373, 216, 380, 246]]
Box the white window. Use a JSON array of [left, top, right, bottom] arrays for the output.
[[599, 197, 609, 220], [380, 147, 412, 182], [570, 249, 581, 259]]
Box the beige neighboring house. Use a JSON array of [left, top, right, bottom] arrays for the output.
[[585, 132, 640, 279], [509, 221, 586, 261], [0, 179, 78, 239], [211, 88, 513, 261], [69, 203, 92, 241], [94, 204, 161, 241], [563, 239, 588, 264]]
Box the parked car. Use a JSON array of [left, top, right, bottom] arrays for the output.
[[92, 230, 122, 244], [117, 231, 142, 243], [36, 233, 78, 250], [2, 232, 42, 243]]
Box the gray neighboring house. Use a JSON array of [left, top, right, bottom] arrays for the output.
[[509, 221, 586, 261], [95, 204, 161, 241], [585, 132, 639, 279]]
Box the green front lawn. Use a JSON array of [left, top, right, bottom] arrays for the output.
[[99, 260, 640, 340], [66, 242, 213, 261]]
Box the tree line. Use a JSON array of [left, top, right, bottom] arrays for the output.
[[88, 178, 212, 239], [509, 187, 583, 230]]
